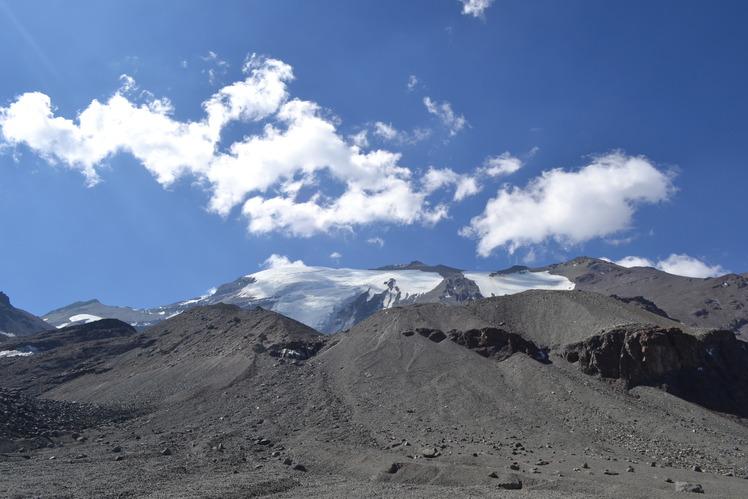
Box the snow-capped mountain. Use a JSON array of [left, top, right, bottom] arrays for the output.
[[43, 261, 574, 334]]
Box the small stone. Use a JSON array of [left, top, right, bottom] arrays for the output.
[[674, 482, 704, 493], [603, 470, 619, 475], [508, 463, 520, 471], [114, 455, 124, 461], [161, 448, 172, 456], [582, 462, 589, 469], [536, 460, 549, 466], [283, 457, 293, 466], [692, 465, 702, 472], [292, 464, 307, 472], [626, 466, 634, 473], [112, 446, 122, 453], [488, 471, 499, 478], [421, 448, 439, 458]]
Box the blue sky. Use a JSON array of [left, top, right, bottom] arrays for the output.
[[1, 0, 746, 315]]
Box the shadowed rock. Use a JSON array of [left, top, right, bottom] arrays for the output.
[[562, 326, 748, 416]]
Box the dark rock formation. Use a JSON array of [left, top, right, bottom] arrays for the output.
[[408, 326, 547, 362], [562, 326, 748, 416], [448, 327, 546, 362]]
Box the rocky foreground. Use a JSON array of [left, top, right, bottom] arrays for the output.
[[2, 292, 748, 497]]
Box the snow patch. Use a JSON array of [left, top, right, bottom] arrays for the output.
[[0, 331, 16, 338], [235, 266, 444, 331], [69, 313, 103, 324], [465, 270, 574, 298], [0, 345, 40, 358]]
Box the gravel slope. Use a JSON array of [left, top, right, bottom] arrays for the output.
[[1, 294, 747, 498]]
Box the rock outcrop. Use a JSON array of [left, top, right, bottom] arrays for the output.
[[0, 292, 52, 338], [405, 326, 546, 362], [562, 326, 748, 416]]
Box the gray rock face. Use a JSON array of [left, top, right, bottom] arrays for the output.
[[0, 292, 51, 338]]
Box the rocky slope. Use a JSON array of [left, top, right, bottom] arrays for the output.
[[0, 292, 52, 339], [542, 257, 748, 336], [2, 292, 747, 497]]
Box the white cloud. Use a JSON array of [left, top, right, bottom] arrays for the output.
[[613, 256, 655, 268], [0, 54, 456, 237], [481, 152, 522, 177], [373, 122, 398, 141], [348, 130, 369, 149], [461, 152, 676, 257], [261, 254, 306, 270], [330, 251, 342, 259], [613, 254, 727, 278], [422, 167, 481, 202], [201, 51, 230, 85], [367, 121, 431, 146], [367, 237, 385, 248], [118, 74, 138, 94], [460, 0, 495, 18], [423, 97, 467, 136], [657, 254, 727, 278], [407, 75, 419, 91]]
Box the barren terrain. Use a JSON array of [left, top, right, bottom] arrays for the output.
[[2, 292, 747, 497]]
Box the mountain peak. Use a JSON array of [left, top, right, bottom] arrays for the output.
[[372, 261, 463, 276]]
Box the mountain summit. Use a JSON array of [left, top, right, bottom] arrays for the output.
[[43, 263, 574, 334], [40, 257, 748, 338]]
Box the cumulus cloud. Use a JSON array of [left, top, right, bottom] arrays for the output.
[[460, 0, 495, 18], [261, 254, 306, 270], [423, 167, 480, 202], [329, 251, 342, 259], [422, 152, 522, 203], [613, 254, 727, 278], [461, 152, 676, 257], [423, 97, 467, 136], [0, 54, 461, 237]]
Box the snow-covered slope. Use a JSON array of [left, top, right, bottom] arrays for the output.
[[43, 263, 575, 334]]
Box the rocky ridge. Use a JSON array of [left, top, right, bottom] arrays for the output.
[[0, 291, 52, 339]]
